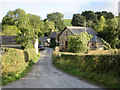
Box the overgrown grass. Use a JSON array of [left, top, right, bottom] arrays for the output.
[[53, 53, 120, 88], [1, 48, 40, 85]]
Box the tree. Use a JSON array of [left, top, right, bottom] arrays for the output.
[[99, 17, 119, 48], [81, 11, 97, 23], [27, 14, 44, 37], [16, 26, 37, 49], [95, 11, 114, 20], [2, 8, 28, 29], [44, 20, 55, 35], [47, 12, 65, 31], [96, 16, 106, 31], [2, 8, 44, 49], [2, 25, 21, 35], [68, 32, 92, 53], [2, 10, 15, 26], [71, 14, 86, 26], [95, 12, 103, 20], [50, 38, 56, 48], [102, 11, 114, 19]]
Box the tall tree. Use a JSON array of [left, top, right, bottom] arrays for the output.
[[99, 17, 119, 48], [14, 8, 28, 29], [81, 11, 97, 23], [44, 20, 55, 35], [2, 10, 15, 26], [96, 16, 106, 31], [95, 11, 114, 20], [71, 14, 86, 26], [47, 12, 65, 31], [27, 14, 44, 37], [95, 12, 104, 20], [2, 8, 28, 28], [2, 8, 28, 33]]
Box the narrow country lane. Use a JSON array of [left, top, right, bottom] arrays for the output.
[[3, 48, 102, 88]]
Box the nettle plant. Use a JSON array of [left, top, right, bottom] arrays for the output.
[[68, 31, 92, 53]]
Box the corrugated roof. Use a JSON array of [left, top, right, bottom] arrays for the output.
[[66, 26, 98, 36]]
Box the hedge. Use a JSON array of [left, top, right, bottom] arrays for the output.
[[1, 48, 40, 85], [53, 54, 120, 88]]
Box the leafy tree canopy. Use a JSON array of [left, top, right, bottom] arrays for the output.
[[44, 20, 55, 35], [2, 25, 21, 36], [68, 32, 92, 53], [71, 14, 86, 27], [47, 12, 65, 31], [99, 17, 119, 49], [96, 16, 106, 32], [95, 11, 114, 20], [81, 10, 97, 23]]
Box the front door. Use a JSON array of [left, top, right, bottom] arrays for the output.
[[65, 41, 68, 49]]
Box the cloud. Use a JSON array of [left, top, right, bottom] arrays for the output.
[[101, 2, 118, 16]]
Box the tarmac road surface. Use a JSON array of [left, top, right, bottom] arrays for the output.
[[3, 47, 102, 88]]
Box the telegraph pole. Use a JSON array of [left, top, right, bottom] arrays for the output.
[[33, 18, 38, 54]]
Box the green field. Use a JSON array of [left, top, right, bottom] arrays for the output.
[[63, 19, 72, 26]]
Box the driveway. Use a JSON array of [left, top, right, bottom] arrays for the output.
[[3, 48, 101, 88]]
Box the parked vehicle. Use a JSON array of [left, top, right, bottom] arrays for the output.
[[38, 44, 45, 50]]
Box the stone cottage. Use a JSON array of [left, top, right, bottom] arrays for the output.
[[59, 26, 103, 50]]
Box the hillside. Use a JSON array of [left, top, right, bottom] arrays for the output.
[[63, 19, 72, 26]]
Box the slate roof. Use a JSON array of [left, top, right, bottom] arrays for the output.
[[90, 35, 102, 42], [48, 31, 57, 38], [66, 26, 98, 36], [59, 26, 102, 43], [39, 36, 48, 42]]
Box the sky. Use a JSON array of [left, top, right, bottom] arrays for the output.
[[0, 0, 119, 22]]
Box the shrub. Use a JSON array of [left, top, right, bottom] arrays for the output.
[[67, 32, 92, 53], [50, 38, 56, 48]]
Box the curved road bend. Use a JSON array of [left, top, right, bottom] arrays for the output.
[[3, 47, 102, 88]]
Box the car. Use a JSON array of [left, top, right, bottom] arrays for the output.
[[38, 44, 45, 50]]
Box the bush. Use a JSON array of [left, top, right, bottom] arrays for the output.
[[53, 54, 120, 88], [67, 32, 92, 53], [1, 48, 39, 85], [50, 38, 56, 48]]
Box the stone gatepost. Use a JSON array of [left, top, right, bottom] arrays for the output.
[[35, 39, 38, 54]]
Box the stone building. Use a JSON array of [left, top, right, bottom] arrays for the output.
[[59, 26, 103, 50]]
